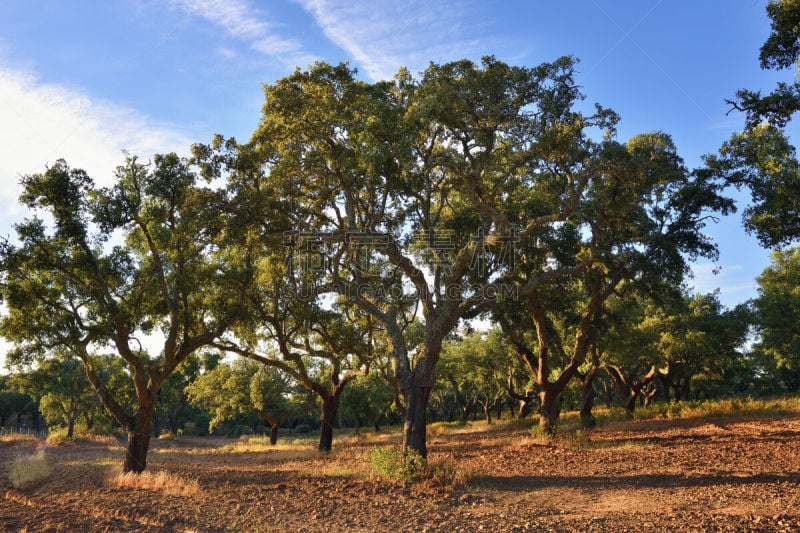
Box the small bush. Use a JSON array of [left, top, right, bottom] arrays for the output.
[[369, 446, 465, 488], [370, 446, 425, 484], [45, 428, 74, 445], [6, 447, 52, 489], [293, 424, 312, 434]]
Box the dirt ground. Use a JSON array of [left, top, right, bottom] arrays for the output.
[[1, 414, 799, 532]]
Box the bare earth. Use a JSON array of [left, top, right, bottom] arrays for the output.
[[1, 415, 800, 532]]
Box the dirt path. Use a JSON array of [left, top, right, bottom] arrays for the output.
[[1, 416, 799, 531]]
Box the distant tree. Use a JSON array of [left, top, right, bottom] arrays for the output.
[[646, 292, 751, 401], [439, 329, 514, 424], [13, 355, 98, 438], [338, 373, 394, 432], [152, 353, 212, 437], [752, 246, 800, 391], [0, 154, 255, 472], [186, 359, 295, 443], [0, 376, 39, 430], [597, 291, 670, 413]]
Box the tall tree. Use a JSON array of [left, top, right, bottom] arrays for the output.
[[250, 57, 625, 457], [495, 132, 732, 433], [0, 154, 253, 472]]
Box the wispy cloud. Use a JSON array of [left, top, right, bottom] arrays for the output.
[[296, 0, 499, 80], [170, 0, 315, 68], [688, 262, 754, 306], [0, 67, 194, 218]]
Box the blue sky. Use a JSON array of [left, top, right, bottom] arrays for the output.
[[0, 0, 793, 311]]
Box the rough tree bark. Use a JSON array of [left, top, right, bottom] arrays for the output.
[[318, 390, 343, 452], [124, 403, 154, 473]]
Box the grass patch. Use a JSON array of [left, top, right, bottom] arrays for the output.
[[629, 396, 800, 422], [0, 433, 39, 445], [109, 469, 200, 496], [428, 420, 471, 436], [46, 427, 121, 446], [6, 447, 52, 489]]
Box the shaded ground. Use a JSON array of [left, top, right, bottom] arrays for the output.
[[1, 415, 800, 532]]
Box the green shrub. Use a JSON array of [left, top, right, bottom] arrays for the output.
[[369, 445, 467, 488], [370, 446, 425, 484], [293, 424, 312, 434]]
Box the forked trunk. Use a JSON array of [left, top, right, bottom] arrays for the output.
[[123, 407, 154, 473], [403, 384, 431, 458]]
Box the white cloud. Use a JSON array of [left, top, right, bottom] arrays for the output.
[[688, 262, 753, 305], [0, 67, 197, 372], [171, 0, 271, 40], [296, 0, 496, 80], [0, 67, 194, 222], [171, 0, 315, 68]]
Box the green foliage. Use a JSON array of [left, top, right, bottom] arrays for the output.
[[753, 246, 800, 390], [728, 0, 800, 129], [339, 373, 393, 430], [705, 124, 800, 247], [186, 359, 296, 435], [438, 329, 516, 423], [718, 1, 800, 246], [12, 356, 97, 437], [369, 446, 426, 484]]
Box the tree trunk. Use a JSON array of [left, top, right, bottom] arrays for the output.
[[123, 406, 154, 473], [270, 423, 279, 446], [604, 365, 637, 414], [578, 367, 598, 429], [483, 402, 492, 424], [403, 384, 431, 458], [538, 387, 560, 435], [152, 411, 162, 438], [318, 392, 341, 452], [67, 416, 76, 438]]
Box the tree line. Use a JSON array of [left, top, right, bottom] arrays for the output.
[[1, 0, 799, 474]]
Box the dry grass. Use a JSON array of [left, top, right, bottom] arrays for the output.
[[108, 469, 200, 496], [45, 428, 121, 446], [6, 447, 52, 489], [0, 433, 39, 444]]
